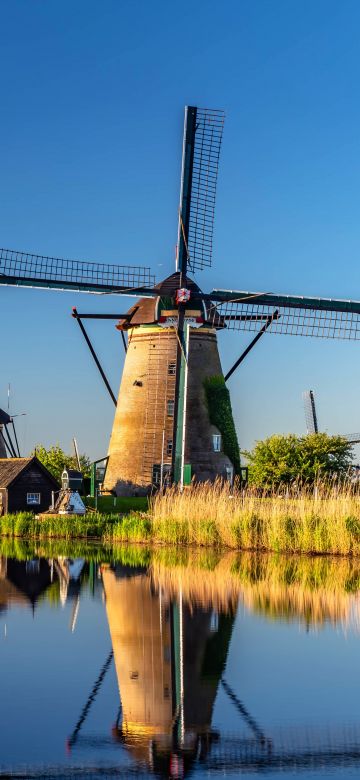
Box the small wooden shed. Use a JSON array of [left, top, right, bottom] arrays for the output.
[[0, 457, 59, 515]]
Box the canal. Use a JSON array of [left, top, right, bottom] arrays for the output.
[[1, 546, 360, 777]]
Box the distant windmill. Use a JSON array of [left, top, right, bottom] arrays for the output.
[[0, 408, 21, 458], [302, 390, 360, 444]]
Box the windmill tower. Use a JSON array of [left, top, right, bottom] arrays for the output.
[[4, 105, 360, 493]]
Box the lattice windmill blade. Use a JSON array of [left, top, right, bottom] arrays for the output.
[[303, 391, 319, 434], [177, 107, 225, 275], [302, 390, 360, 443], [208, 288, 360, 340], [0, 248, 157, 297]]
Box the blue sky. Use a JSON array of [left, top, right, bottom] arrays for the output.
[[1, 0, 360, 461]]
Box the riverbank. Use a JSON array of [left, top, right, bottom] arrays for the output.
[[2, 481, 360, 554]]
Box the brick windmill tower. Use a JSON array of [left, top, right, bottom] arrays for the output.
[[4, 106, 360, 493]]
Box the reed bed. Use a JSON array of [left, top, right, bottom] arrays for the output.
[[150, 480, 360, 554]]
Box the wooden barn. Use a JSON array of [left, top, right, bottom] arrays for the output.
[[0, 457, 59, 515]]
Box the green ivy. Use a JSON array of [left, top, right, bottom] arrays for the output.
[[203, 375, 241, 474]]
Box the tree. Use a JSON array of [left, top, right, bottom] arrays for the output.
[[31, 444, 91, 482], [242, 433, 354, 489]]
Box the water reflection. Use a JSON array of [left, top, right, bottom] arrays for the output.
[[102, 563, 235, 776], [2, 545, 360, 777]]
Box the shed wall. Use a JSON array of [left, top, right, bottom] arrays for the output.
[[0, 489, 7, 515], [7, 465, 57, 513]]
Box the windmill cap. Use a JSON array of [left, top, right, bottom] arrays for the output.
[[116, 272, 222, 329]]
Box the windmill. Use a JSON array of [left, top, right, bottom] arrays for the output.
[[303, 390, 360, 444], [0, 408, 21, 458], [3, 106, 360, 494]]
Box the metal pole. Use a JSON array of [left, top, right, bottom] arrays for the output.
[[11, 420, 21, 457], [120, 330, 127, 354], [72, 308, 117, 406], [224, 311, 279, 382], [2, 425, 17, 458]]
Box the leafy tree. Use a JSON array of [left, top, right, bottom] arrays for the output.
[[243, 433, 354, 488], [31, 444, 91, 482]]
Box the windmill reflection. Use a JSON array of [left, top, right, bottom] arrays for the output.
[[102, 563, 236, 776]]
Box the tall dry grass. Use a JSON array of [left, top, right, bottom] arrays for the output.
[[150, 480, 360, 554]]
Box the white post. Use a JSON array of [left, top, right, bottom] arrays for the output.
[[180, 323, 190, 490], [160, 429, 165, 489]]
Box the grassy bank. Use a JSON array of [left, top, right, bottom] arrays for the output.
[[3, 481, 360, 554], [85, 495, 148, 513], [0, 511, 151, 542]]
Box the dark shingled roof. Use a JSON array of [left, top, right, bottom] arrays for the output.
[[0, 457, 59, 488]]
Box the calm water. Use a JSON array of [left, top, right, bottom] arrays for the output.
[[1, 546, 360, 778]]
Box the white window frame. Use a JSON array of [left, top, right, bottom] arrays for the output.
[[212, 434, 221, 452], [27, 492, 41, 505]]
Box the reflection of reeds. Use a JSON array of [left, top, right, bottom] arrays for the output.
[[150, 550, 360, 631], [150, 481, 360, 554]]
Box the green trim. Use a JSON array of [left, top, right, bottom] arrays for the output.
[[203, 375, 241, 474], [210, 289, 360, 315]]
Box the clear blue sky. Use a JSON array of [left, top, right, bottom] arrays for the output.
[[1, 0, 360, 461]]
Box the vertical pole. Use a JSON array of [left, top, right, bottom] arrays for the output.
[[180, 325, 190, 489], [90, 463, 96, 498], [172, 321, 189, 486], [160, 429, 165, 489], [179, 587, 184, 745], [173, 106, 197, 483]]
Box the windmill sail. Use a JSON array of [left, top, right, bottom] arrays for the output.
[[303, 390, 360, 443], [303, 390, 319, 434], [209, 289, 360, 340], [0, 248, 156, 296], [177, 107, 225, 274]]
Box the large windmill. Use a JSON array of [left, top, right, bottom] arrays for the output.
[[3, 105, 360, 494]]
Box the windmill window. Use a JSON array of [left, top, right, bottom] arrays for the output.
[[166, 440, 173, 456], [27, 492, 41, 505], [167, 399, 174, 417], [212, 434, 221, 452], [168, 363, 176, 376]]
